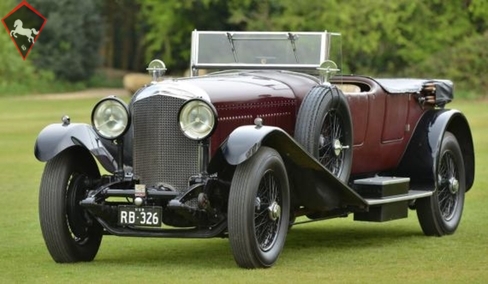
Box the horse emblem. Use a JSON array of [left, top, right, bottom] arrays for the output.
[[9, 19, 39, 43]]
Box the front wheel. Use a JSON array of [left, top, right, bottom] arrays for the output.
[[39, 148, 103, 262], [228, 147, 290, 268], [416, 132, 466, 236]]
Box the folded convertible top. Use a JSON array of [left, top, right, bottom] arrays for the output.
[[374, 78, 453, 106]]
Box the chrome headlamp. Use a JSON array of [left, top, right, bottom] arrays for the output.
[[91, 96, 130, 140], [178, 99, 217, 140]]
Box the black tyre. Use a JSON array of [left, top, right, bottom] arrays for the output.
[[228, 147, 290, 268], [416, 132, 466, 236], [39, 148, 103, 262], [294, 85, 353, 182]]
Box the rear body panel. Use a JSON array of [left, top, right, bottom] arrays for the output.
[[332, 76, 429, 176]]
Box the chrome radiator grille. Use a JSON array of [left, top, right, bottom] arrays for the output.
[[132, 95, 199, 191]]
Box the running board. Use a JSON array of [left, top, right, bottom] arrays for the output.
[[353, 176, 433, 222], [364, 190, 433, 206]]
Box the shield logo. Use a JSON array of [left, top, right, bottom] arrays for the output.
[[2, 1, 47, 60]]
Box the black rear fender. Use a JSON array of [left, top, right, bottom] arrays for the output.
[[446, 112, 475, 190], [395, 109, 475, 191]]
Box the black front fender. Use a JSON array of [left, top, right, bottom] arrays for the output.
[[34, 123, 117, 173], [221, 125, 279, 166], [219, 125, 366, 210]]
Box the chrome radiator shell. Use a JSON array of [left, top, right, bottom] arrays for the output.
[[132, 94, 199, 191]]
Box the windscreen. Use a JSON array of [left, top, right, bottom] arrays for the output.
[[193, 31, 327, 67]]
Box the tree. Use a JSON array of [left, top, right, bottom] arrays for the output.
[[101, 0, 145, 71], [28, 0, 103, 82], [221, 0, 488, 93], [138, 0, 237, 73], [469, 0, 488, 32], [407, 31, 488, 95], [230, 0, 478, 75]]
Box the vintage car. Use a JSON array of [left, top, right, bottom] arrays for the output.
[[35, 31, 475, 268]]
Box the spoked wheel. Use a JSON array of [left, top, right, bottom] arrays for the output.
[[39, 148, 103, 262], [228, 147, 290, 268], [319, 109, 349, 177], [295, 85, 353, 182], [417, 132, 466, 236]]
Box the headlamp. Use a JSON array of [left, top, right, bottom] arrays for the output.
[[91, 96, 130, 140], [178, 100, 217, 140]]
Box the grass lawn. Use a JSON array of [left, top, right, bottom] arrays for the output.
[[0, 94, 487, 283]]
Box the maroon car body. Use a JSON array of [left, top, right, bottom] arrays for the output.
[[180, 71, 473, 184], [35, 31, 475, 268]]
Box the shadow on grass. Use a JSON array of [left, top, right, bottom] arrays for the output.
[[93, 220, 425, 268], [95, 235, 234, 268], [286, 221, 424, 250]]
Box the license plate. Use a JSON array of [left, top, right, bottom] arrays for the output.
[[118, 205, 162, 227]]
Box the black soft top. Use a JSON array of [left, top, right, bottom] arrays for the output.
[[374, 78, 453, 106]]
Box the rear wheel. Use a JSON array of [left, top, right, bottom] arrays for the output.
[[228, 147, 290, 268], [39, 148, 103, 262], [294, 85, 353, 182], [416, 132, 465, 236]]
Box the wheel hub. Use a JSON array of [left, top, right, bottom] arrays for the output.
[[448, 177, 460, 194], [333, 139, 345, 156], [268, 201, 281, 221]]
